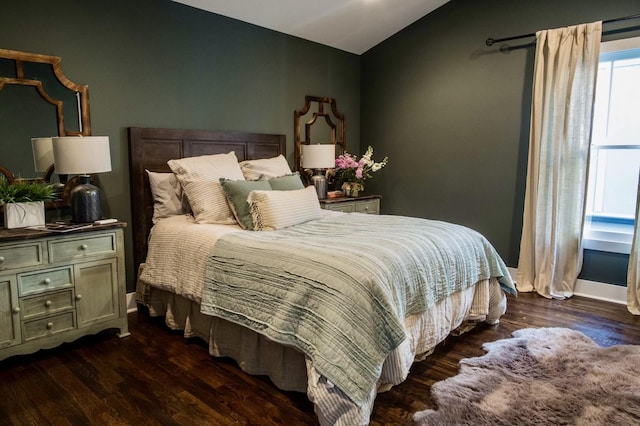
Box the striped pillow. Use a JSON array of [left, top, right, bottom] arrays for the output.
[[249, 186, 321, 231], [239, 154, 292, 180], [168, 152, 245, 224]]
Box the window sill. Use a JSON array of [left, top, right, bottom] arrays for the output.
[[583, 238, 631, 254], [583, 224, 633, 255]]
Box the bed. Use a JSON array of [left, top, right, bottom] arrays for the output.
[[129, 127, 517, 425]]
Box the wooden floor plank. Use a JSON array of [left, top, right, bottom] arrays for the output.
[[1, 292, 638, 425]]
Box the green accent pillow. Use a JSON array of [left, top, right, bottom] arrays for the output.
[[268, 173, 305, 191], [220, 178, 271, 230]]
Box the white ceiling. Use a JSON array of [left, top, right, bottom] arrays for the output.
[[172, 0, 450, 55]]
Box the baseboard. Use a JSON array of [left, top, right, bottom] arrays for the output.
[[126, 292, 138, 313], [573, 279, 627, 305], [507, 267, 627, 305]]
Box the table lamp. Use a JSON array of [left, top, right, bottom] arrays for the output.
[[32, 137, 67, 199], [52, 136, 112, 223], [31, 137, 54, 174], [301, 143, 335, 200]]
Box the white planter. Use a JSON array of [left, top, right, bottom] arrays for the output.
[[4, 201, 45, 229]]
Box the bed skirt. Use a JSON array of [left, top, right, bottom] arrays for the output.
[[136, 277, 506, 425]]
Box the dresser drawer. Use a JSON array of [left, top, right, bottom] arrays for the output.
[[355, 199, 379, 214], [20, 289, 75, 320], [48, 233, 116, 263], [23, 311, 75, 341], [18, 267, 73, 296], [0, 242, 43, 272], [324, 202, 356, 213], [320, 196, 381, 214]]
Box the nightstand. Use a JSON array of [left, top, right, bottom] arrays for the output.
[[0, 222, 129, 361], [320, 195, 381, 214]]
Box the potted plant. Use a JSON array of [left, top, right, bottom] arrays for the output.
[[0, 176, 56, 229]]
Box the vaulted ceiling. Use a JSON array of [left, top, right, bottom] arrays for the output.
[[172, 0, 450, 54]]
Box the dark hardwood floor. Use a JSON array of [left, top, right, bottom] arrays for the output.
[[1, 293, 639, 425]]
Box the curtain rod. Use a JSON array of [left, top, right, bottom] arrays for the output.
[[485, 13, 640, 46]]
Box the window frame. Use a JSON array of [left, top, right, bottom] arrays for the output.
[[583, 36, 640, 255]]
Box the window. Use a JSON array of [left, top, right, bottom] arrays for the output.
[[583, 37, 640, 254]]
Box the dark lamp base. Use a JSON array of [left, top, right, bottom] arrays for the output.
[[70, 175, 102, 223]]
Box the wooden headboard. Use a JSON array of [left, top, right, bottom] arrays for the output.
[[128, 127, 286, 271]]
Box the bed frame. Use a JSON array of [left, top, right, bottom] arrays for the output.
[[128, 127, 286, 271]]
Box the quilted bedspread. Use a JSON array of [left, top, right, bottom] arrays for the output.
[[200, 213, 515, 405]]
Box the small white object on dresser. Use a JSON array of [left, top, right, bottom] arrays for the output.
[[319, 195, 381, 214], [0, 222, 129, 361]]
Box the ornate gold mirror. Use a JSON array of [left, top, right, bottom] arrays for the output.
[[294, 96, 345, 174], [0, 48, 91, 183]]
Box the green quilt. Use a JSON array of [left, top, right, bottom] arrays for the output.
[[200, 214, 515, 405]]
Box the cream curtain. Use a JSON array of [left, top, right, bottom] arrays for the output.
[[628, 173, 640, 315], [517, 22, 602, 299]]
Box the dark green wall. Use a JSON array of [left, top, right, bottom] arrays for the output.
[[362, 0, 639, 286], [0, 0, 361, 291], [3, 0, 638, 291]]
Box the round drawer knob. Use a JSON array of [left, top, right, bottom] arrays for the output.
[[13, 306, 20, 313], [45, 300, 52, 307], [46, 322, 54, 329], [80, 244, 88, 250], [43, 278, 52, 285], [75, 294, 82, 301], [0, 256, 5, 262]]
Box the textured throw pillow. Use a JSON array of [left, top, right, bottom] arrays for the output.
[[168, 152, 245, 224], [239, 154, 292, 180], [249, 186, 322, 231], [268, 172, 305, 191], [220, 178, 271, 230], [146, 170, 186, 224]]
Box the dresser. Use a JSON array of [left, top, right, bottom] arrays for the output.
[[0, 222, 129, 361], [320, 195, 381, 214]]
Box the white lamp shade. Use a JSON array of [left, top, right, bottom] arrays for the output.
[[31, 137, 54, 172], [52, 136, 112, 175], [301, 144, 335, 169]]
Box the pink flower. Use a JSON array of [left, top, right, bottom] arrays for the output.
[[332, 146, 388, 190]]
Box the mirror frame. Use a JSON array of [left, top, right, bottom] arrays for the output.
[[0, 48, 91, 183], [294, 96, 345, 173]]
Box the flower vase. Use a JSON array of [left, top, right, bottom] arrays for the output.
[[342, 182, 362, 197], [342, 182, 352, 197]]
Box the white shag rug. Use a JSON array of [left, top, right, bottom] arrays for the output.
[[414, 327, 640, 426]]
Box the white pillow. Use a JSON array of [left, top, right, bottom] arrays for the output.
[[168, 152, 245, 224], [146, 170, 186, 224], [239, 154, 292, 180], [249, 186, 322, 231]]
